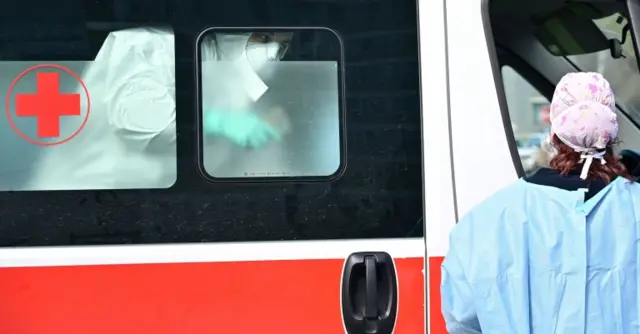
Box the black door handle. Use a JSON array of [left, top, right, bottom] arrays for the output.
[[341, 252, 398, 334]]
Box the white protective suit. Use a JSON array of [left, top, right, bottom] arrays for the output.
[[27, 28, 292, 189], [26, 27, 177, 190]]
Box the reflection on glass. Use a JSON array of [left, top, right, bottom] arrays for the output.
[[0, 27, 177, 191], [568, 13, 640, 124], [502, 66, 551, 175], [198, 31, 342, 179]]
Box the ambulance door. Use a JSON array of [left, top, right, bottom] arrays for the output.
[[420, 0, 521, 330], [494, 0, 640, 175], [416, 0, 457, 333], [0, 0, 426, 333], [428, 0, 640, 331]]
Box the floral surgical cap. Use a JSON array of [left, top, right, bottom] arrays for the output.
[[549, 72, 618, 179]]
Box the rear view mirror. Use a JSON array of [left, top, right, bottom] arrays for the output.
[[535, 6, 610, 56]]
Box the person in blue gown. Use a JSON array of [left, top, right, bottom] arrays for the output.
[[441, 72, 640, 333]]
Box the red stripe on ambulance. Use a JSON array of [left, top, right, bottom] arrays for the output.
[[0, 258, 423, 333], [429, 256, 446, 333]]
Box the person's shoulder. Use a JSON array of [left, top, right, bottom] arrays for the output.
[[451, 180, 527, 240], [466, 180, 527, 216], [628, 178, 640, 188], [108, 27, 174, 40], [99, 28, 175, 60], [523, 167, 561, 185], [448, 181, 529, 271], [620, 178, 640, 197]]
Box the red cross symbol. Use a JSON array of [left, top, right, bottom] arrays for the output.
[[15, 72, 81, 138]]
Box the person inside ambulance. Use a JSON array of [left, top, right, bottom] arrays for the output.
[[24, 27, 177, 190], [200, 32, 291, 148], [440, 72, 640, 333], [25, 28, 292, 190], [199, 32, 294, 176]]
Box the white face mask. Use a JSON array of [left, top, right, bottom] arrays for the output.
[[245, 41, 281, 78], [208, 34, 282, 102]]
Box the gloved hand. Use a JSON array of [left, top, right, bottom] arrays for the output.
[[203, 110, 281, 148]]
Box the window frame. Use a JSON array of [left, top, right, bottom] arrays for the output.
[[194, 26, 348, 183], [494, 47, 557, 177]]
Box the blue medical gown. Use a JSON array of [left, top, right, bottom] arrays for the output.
[[441, 177, 640, 333]]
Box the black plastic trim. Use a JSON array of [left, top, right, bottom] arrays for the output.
[[480, 0, 527, 177], [442, 0, 459, 222], [496, 47, 556, 100], [341, 252, 398, 334], [628, 0, 640, 65]]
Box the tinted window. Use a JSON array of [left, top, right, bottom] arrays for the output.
[[197, 28, 344, 180], [568, 13, 640, 125], [0, 0, 423, 246]]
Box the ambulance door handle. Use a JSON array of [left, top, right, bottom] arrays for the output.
[[341, 252, 398, 334], [364, 256, 378, 319]]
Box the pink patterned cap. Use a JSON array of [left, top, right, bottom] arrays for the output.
[[549, 72, 618, 179]]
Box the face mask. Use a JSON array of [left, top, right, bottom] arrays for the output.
[[245, 41, 281, 79], [208, 34, 283, 102], [208, 34, 273, 103]]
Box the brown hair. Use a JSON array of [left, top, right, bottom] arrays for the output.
[[548, 135, 633, 183]]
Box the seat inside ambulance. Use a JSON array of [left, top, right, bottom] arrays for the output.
[[486, 0, 640, 180]]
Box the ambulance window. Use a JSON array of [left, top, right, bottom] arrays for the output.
[[0, 27, 178, 191], [501, 66, 550, 176], [197, 28, 344, 180], [567, 13, 640, 125]]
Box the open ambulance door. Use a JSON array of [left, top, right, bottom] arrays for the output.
[[426, 0, 640, 332], [417, 0, 459, 333]]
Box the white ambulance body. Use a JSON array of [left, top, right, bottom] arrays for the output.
[[1, 0, 640, 333]]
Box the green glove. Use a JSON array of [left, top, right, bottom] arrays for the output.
[[203, 110, 281, 148]]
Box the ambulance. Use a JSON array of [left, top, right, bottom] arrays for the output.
[[1, 0, 640, 333]]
